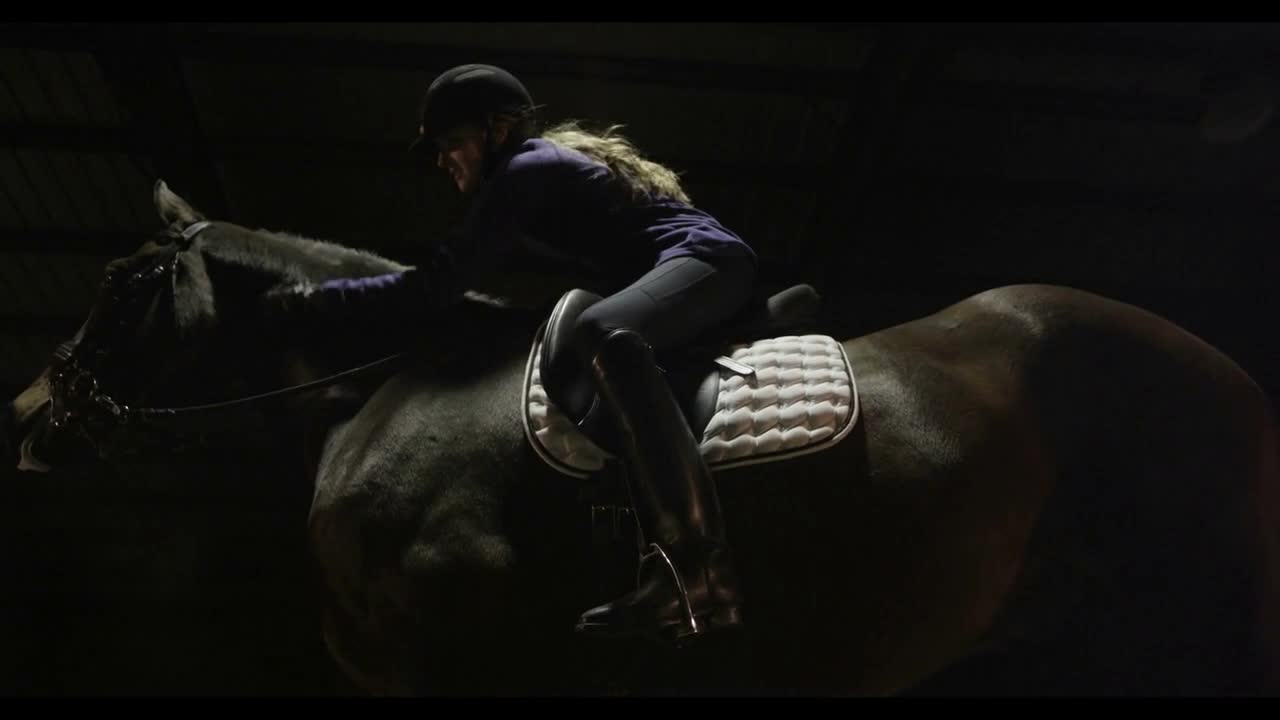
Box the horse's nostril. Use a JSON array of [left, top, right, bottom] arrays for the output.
[[19, 417, 79, 473]]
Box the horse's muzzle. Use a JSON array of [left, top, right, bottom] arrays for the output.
[[9, 403, 92, 473], [21, 414, 102, 473]]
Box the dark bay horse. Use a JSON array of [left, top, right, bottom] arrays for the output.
[[7, 181, 1280, 696]]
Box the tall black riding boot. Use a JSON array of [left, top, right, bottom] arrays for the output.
[[574, 329, 744, 641]]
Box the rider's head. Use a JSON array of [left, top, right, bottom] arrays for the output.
[[410, 64, 538, 194]]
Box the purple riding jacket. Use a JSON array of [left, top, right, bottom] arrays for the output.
[[309, 137, 755, 307]]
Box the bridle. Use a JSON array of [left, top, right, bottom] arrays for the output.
[[46, 220, 409, 459]]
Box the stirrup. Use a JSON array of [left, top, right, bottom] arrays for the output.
[[640, 543, 743, 641], [642, 543, 701, 638]]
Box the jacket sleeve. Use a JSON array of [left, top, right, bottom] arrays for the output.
[[259, 244, 463, 336], [257, 147, 560, 338]]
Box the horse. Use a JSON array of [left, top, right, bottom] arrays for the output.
[[6, 180, 1280, 696]]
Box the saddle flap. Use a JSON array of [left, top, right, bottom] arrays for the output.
[[539, 288, 604, 424]]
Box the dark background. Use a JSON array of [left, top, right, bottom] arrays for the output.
[[0, 21, 1276, 695]]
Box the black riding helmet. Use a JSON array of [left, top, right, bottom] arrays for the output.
[[409, 63, 536, 168]]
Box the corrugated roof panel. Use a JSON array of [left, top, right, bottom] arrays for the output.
[[13, 148, 86, 229], [0, 252, 53, 315], [93, 152, 148, 229], [62, 259, 97, 311], [32, 255, 78, 310], [0, 148, 54, 228], [0, 178, 24, 228], [61, 51, 129, 127], [45, 150, 115, 229], [944, 48, 1207, 98], [185, 61, 426, 144], [16, 251, 62, 298], [66, 254, 111, 295], [0, 48, 128, 128], [113, 154, 162, 229], [0, 48, 59, 123], [0, 254, 24, 309], [193, 22, 875, 72], [27, 49, 92, 125], [186, 57, 850, 169], [213, 153, 432, 252], [31, 254, 95, 316], [0, 58, 20, 123], [73, 152, 138, 231]]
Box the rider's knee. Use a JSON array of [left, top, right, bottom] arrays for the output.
[[569, 308, 622, 364]]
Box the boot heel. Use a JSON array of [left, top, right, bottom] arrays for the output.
[[707, 605, 743, 630], [671, 604, 744, 642]]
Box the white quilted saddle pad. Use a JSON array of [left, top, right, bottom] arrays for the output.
[[522, 332, 860, 478]]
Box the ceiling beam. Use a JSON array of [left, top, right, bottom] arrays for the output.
[[0, 124, 152, 154], [0, 23, 868, 100], [9, 23, 1274, 96], [0, 26, 1225, 130], [87, 24, 229, 219], [0, 122, 827, 192], [925, 80, 1203, 125], [0, 229, 137, 255], [934, 22, 1280, 71]]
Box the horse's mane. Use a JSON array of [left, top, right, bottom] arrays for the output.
[[171, 221, 413, 337], [170, 220, 526, 346], [203, 223, 411, 283]]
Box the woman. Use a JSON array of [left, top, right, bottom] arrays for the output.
[[268, 64, 757, 643]]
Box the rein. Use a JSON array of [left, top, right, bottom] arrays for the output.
[[48, 220, 411, 452], [127, 351, 409, 424]]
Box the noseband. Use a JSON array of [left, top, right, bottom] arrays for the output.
[[47, 221, 409, 458]]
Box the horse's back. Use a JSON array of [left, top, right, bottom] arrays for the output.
[[303, 282, 1280, 695], [867, 283, 1280, 694], [651, 282, 1279, 694]]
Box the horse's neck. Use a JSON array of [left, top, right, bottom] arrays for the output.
[[247, 228, 410, 284]]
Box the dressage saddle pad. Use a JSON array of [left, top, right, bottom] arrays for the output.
[[522, 332, 860, 479]]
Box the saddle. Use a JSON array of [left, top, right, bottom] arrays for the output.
[[523, 284, 860, 480]]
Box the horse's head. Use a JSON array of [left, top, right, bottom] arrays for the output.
[[6, 182, 215, 472], [6, 180, 411, 475]]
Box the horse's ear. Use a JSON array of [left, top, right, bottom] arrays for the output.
[[154, 179, 206, 226]]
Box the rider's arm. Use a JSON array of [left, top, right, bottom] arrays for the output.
[[259, 242, 463, 334], [257, 147, 558, 336]]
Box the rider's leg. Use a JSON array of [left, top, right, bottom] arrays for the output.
[[568, 254, 755, 640]]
